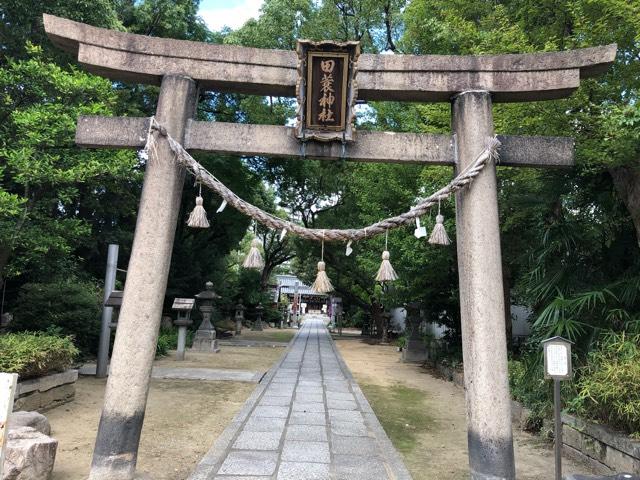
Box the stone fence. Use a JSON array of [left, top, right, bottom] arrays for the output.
[[562, 413, 640, 474]]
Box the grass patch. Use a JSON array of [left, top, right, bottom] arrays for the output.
[[239, 330, 296, 343], [359, 382, 433, 453]]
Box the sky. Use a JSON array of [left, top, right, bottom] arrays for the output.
[[198, 0, 264, 31]]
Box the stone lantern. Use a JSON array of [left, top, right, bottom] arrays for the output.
[[192, 281, 220, 353], [172, 298, 194, 360], [234, 301, 245, 336], [252, 302, 264, 331]]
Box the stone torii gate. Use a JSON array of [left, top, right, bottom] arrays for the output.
[[44, 14, 615, 480]]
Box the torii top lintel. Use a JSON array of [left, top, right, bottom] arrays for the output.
[[43, 14, 616, 103]]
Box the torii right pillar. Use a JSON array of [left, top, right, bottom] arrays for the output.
[[453, 91, 515, 480]]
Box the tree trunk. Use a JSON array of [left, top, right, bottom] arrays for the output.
[[0, 247, 10, 293], [610, 164, 640, 246]]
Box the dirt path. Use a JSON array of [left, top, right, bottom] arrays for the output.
[[335, 337, 601, 480], [47, 346, 285, 480]]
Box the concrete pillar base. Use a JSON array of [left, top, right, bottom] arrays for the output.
[[191, 331, 220, 353]]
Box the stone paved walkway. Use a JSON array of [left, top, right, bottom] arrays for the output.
[[189, 316, 413, 480]]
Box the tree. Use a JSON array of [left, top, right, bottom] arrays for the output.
[[0, 45, 139, 293]]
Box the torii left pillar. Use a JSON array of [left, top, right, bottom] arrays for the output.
[[89, 75, 196, 480]]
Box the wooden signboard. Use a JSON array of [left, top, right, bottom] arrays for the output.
[[296, 40, 360, 142]]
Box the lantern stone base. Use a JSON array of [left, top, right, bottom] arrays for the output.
[[191, 330, 220, 353], [402, 339, 428, 363]]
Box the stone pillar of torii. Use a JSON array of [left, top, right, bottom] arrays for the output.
[[44, 14, 615, 480]]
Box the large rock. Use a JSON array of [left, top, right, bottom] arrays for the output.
[[2, 427, 57, 480], [8, 412, 51, 436]]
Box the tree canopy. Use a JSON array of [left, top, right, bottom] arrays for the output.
[[1, 0, 638, 356]]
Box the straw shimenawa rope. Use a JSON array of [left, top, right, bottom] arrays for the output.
[[147, 118, 500, 243]]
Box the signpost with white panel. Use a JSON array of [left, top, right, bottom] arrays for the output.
[[543, 336, 573, 480]]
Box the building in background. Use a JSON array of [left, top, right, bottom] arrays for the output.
[[272, 274, 328, 314]]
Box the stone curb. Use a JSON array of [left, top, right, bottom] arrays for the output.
[[16, 370, 78, 395]]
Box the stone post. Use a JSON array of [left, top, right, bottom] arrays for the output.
[[176, 326, 187, 360], [97, 244, 118, 378], [234, 301, 245, 336], [89, 75, 196, 480], [452, 91, 515, 480], [402, 302, 427, 363], [252, 303, 264, 331]]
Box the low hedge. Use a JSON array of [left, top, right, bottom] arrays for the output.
[[0, 332, 79, 379]]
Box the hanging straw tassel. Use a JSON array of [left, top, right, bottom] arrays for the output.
[[311, 260, 334, 293], [428, 198, 451, 246], [375, 230, 399, 282], [311, 233, 334, 293], [243, 238, 264, 269], [187, 184, 210, 228]]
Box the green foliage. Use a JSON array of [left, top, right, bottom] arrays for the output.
[[0, 47, 139, 292], [0, 332, 79, 379], [155, 327, 193, 357], [569, 332, 640, 436], [11, 280, 101, 354], [508, 356, 553, 430]]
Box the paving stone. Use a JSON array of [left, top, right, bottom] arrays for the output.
[[289, 412, 327, 426], [330, 421, 369, 437], [277, 462, 330, 480], [272, 378, 297, 384], [285, 425, 328, 442], [298, 380, 322, 387], [244, 417, 286, 432], [332, 454, 388, 480], [259, 395, 292, 406], [292, 402, 326, 413], [329, 410, 364, 423], [295, 393, 324, 403], [326, 398, 358, 410], [281, 440, 330, 463], [325, 391, 356, 402], [232, 431, 282, 450], [216, 476, 271, 480], [330, 435, 379, 455], [325, 383, 350, 393], [217, 451, 278, 476], [296, 385, 324, 395], [252, 405, 290, 418], [265, 386, 294, 397]]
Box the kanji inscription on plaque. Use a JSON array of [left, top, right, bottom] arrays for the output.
[[296, 40, 360, 142]]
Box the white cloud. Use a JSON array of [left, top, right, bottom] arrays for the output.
[[200, 0, 264, 31]]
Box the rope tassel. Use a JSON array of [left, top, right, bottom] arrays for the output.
[[311, 234, 334, 293], [187, 184, 210, 228], [243, 238, 264, 269], [375, 231, 398, 282], [311, 260, 334, 293], [428, 199, 451, 246]]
